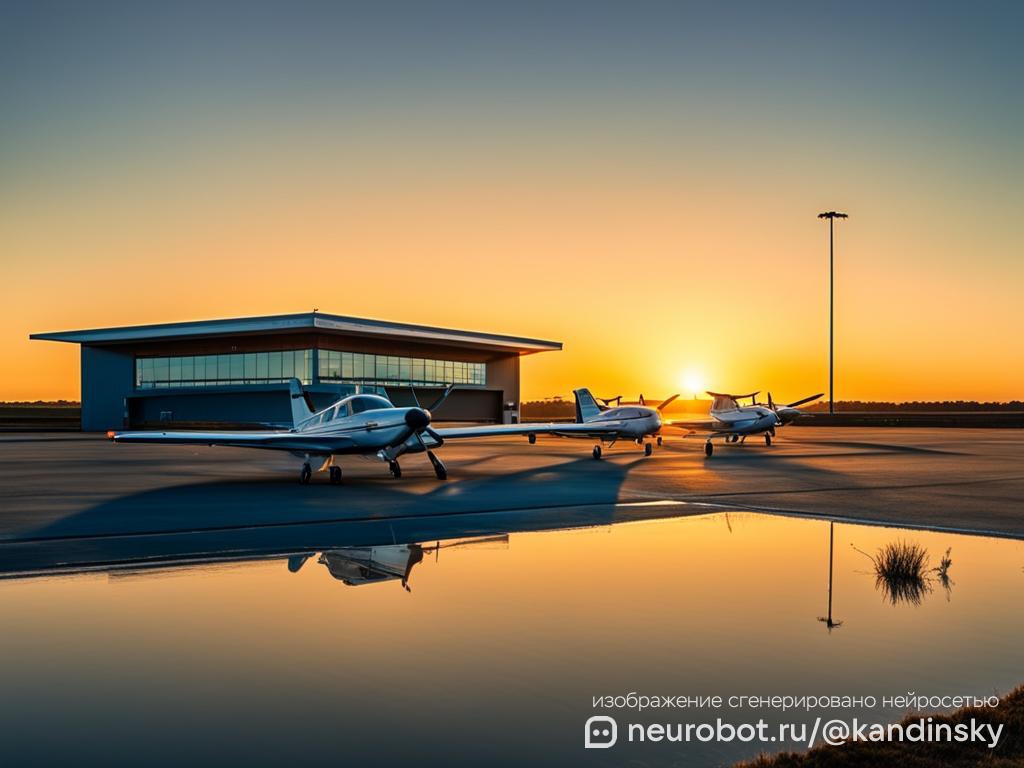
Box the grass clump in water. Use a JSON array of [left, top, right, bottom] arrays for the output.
[[852, 540, 953, 606]]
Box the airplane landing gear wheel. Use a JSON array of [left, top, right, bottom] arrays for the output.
[[657, 435, 663, 447], [704, 441, 713, 458], [644, 442, 653, 457], [592, 445, 603, 460], [389, 460, 402, 479], [765, 433, 772, 446], [528, 433, 536, 445], [299, 463, 312, 484], [427, 451, 448, 481], [329, 466, 342, 484]]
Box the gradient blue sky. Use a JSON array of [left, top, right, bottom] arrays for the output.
[[2, 1, 1022, 400]]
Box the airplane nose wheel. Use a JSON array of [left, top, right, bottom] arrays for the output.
[[704, 441, 714, 458], [764, 433, 772, 446], [592, 445, 603, 460], [299, 463, 312, 484], [329, 466, 342, 484], [644, 442, 653, 457], [389, 460, 402, 479], [656, 435, 663, 447], [427, 450, 448, 481], [528, 433, 536, 445]]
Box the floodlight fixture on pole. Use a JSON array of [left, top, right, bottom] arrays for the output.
[[818, 211, 848, 415]]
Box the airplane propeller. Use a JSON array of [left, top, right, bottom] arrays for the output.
[[785, 393, 824, 409], [409, 383, 456, 413], [426, 384, 457, 413], [407, 385, 455, 477], [656, 394, 680, 412], [766, 391, 824, 425]]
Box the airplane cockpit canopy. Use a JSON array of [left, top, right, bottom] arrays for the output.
[[348, 394, 393, 414], [712, 396, 738, 411]]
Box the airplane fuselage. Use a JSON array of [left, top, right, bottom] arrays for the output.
[[708, 405, 778, 434], [295, 404, 433, 457], [577, 406, 662, 440]]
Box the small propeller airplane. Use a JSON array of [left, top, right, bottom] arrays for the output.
[[108, 381, 678, 483], [496, 388, 679, 459], [668, 390, 823, 457]]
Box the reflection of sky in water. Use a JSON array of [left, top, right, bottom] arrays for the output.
[[0, 513, 1021, 767]]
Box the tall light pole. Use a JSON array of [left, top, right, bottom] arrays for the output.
[[818, 211, 847, 415]]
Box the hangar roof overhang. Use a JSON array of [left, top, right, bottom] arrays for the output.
[[30, 312, 562, 356]]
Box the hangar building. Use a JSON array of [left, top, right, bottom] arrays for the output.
[[31, 312, 561, 432]]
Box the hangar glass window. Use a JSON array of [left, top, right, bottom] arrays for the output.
[[135, 349, 313, 389], [317, 350, 485, 387]]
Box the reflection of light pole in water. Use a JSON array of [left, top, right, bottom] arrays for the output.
[[818, 520, 843, 631], [818, 211, 847, 415]]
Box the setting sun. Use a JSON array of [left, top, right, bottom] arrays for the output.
[[680, 370, 707, 398]]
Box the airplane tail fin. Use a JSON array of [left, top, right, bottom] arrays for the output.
[[289, 378, 315, 427], [573, 388, 603, 423]]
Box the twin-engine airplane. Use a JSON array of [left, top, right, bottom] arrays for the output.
[[669, 391, 822, 457], [109, 381, 675, 483]]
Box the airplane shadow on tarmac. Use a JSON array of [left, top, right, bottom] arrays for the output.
[[13, 453, 647, 543], [0, 454, 689, 577], [665, 434, 971, 505]]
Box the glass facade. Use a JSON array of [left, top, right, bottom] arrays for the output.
[[135, 349, 485, 389], [319, 350, 485, 387], [136, 350, 313, 389]]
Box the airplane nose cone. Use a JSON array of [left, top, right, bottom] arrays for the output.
[[405, 408, 431, 431], [776, 407, 797, 424]]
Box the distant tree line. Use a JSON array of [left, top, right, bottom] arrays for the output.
[[520, 397, 575, 418], [0, 400, 80, 408], [521, 397, 1024, 418], [804, 400, 1024, 412]]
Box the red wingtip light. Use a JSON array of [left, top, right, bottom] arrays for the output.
[[106, 430, 116, 440]]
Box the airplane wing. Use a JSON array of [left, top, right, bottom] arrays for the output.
[[665, 417, 716, 432], [434, 421, 627, 440], [666, 417, 762, 436], [707, 390, 759, 400], [110, 429, 360, 454]]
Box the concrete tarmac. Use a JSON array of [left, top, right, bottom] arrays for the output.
[[1, 428, 1022, 554], [2, 430, 1015, 544]]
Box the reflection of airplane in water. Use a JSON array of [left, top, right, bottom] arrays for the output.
[[1, 531, 510, 591], [0, 500, 608, 587], [290, 536, 509, 592], [318, 545, 423, 589]]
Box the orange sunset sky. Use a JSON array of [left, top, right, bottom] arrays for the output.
[[1, 4, 1021, 403]]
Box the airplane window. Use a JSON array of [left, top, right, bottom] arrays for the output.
[[350, 395, 391, 414]]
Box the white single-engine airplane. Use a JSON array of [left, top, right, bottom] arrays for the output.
[[109, 381, 677, 483], [669, 391, 822, 457], [497, 387, 679, 459]]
